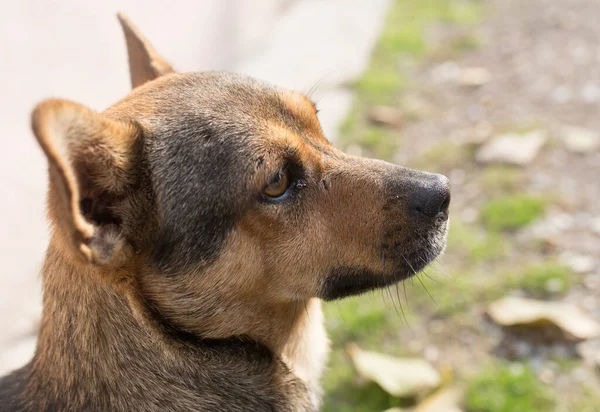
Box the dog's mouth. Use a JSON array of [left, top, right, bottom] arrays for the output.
[[320, 219, 448, 301]]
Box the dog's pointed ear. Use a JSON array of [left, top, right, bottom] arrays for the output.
[[117, 12, 175, 89], [32, 99, 140, 267]]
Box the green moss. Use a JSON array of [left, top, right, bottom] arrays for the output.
[[465, 362, 556, 412], [481, 195, 545, 231], [380, 22, 427, 56], [507, 262, 573, 298], [439, 0, 483, 24]]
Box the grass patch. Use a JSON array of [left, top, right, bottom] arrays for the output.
[[507, 262, 573, 298], [481, 195, 545, 231], [464, 362, 556, 412]]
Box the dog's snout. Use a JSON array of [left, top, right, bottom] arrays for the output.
[[410, 173, 451, 219]]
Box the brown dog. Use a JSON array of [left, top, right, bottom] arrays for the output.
[[0, 14, 450, 411]]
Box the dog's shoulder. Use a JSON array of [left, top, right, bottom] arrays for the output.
[[0, 340, 315, 412], [0, 362, 31, 412]]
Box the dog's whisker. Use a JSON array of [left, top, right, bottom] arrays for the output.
[[420, 268, 440, 283], [402, 281, 411, 313], [395, 283, 411, 330], [416, 273, 437, 307], [401, 253, 419, 277]]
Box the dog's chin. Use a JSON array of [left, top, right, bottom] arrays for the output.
[[319, 224, 448, 301]]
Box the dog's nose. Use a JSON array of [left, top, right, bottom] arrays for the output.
[[410, 173, 451, 219]]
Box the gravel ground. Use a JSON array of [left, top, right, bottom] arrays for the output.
[[326, 0, 600, 409]]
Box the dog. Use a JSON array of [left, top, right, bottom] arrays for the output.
[[0, 14, 450, 411]]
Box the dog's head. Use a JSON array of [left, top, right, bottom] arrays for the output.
[[33, 15, 449, 336]]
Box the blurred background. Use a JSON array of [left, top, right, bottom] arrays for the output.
[[2, 0, 600, 411]]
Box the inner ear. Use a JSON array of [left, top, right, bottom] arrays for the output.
[[80, 191, 122, 227], [32, 99, 140, 267]]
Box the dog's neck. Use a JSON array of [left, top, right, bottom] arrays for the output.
[[30, 241, 328, 406]]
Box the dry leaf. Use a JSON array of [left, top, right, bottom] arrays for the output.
[[415, 386, 464, 412], [459, 67, 492, 87], [488, 296, 600, 340], [346, 344, 441, 398]]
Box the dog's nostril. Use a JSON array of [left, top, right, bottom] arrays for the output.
[[410, 173, 451, 219], [439, 193, 451, 214]]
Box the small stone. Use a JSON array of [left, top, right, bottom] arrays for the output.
[[572, 367, 589, 383], [538, 367, 555, 384], [367, 106, 403, 128], [514, 341, 533, 358], [474, 121, 494, 142], [545, 278, 565, 294], [582, 296, 596, 312], [476, 130, 548, 165], [551, 85, 573, 104], [429, 319, 445, 334], [431, 61, 460, 83], [459, 67, 492, 87], [581, 83, 600, 104], [577, 339, 600, 368], [401, 95, 434, 119], [529, 213, 574, 240], [570, 43, 591, 66], [560, 252, 596, 274], [423, 345, 440, 363], [560, 126, 600, 153], [466, 104, 485, 122], [583, 273, 600, 291], [550, 344, 571, 359], [591, 216, 600, 235]]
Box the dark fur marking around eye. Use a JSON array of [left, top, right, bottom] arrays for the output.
[[149, 116, 251, 272]]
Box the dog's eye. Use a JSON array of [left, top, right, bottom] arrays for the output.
[[264, 172, 290, 198]]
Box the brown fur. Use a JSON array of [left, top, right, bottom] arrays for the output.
[[0, 14, 450, 411]]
